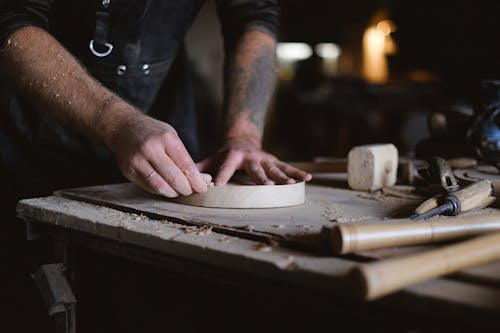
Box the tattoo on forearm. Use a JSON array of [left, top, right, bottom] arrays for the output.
[[224, 43, 277, 132]]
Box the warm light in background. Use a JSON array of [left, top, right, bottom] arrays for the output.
[[315, 43, 341, 59], [316, 43, 342, 77], [363, 19, 397, 83], [277, 42, 313, 62], [277, 43, 313, 81]]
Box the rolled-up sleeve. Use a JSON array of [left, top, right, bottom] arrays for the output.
[[0, 0, 50, 47], [215, 0, 279, 52]]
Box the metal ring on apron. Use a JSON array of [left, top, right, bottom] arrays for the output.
[[90, 2, 113, 58], [89, 40, 114, 58]]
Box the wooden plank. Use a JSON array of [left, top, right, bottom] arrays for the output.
[[15, 196, 500, 312], [16, 196, 353, 293], [55, 179, 418, 250]]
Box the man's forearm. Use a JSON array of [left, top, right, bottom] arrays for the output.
[[223, 29, 277, 148], [0, 26, 133, 146]]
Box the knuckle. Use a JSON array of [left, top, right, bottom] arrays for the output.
[[129, 155, 143, 169], [138, 141, 155, 156], [122, 167, 134, 179], [247, 151, 260, 160], [162, 169, 177, 182], [249, 165, 262, 174], [219, 163, 231, 171], [181, 164, 196, 177], [227, 148, 242, 157], [268, 165, 279, 173], [161, 130, 177, 143]]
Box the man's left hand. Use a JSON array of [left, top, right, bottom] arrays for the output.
[[198, 139, 312, 186]]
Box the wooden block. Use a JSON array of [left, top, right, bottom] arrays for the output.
[[347, 144, 398, 191]]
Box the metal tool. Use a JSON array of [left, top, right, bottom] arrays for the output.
[[419, 156, 459, 193], [413, 157, 460, 215], [410, 180, 494, 220], [467, 80, 500, 170]]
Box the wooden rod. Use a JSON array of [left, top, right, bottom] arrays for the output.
[[351, 231, 500, 300], [330, 212, 500, 254]]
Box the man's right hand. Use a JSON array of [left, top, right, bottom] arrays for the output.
[[104, 105, 207, 198], [1, 27, 206, 198]]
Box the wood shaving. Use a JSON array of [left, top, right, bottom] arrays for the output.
[[356, 191, 385, 202], [179, 225, 213, 236], [218, 236, 232, 243], [243, 225, 255, 232], [272, 224, 285, 229], [130, 213, 147, 221], [253, 243, 272, 252]]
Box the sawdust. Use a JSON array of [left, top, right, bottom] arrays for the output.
[[218, 236, 232, 243], [356, 191, 385, 202], [130, 213, 147, 221], [317, 199, 377, 223], [179, 225, 213, 236], [242, 225, 255, 232], [253, 243, 272, 252]]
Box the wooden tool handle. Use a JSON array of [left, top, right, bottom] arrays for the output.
[[330, 212, 500, 254], [454, 180, 492, 212], [414, 194, 440, 215], [351, 231, 500, 300]]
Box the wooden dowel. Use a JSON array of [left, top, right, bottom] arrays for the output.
[[330, 212, 500, 254], [351, 231, 500, 300]]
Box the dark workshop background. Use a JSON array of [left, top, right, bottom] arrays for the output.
[[6, 0, 500, 332], [188, 0, 500, 161]]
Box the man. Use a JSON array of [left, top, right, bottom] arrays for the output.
[[0, 1, 311, 329], [0, 0, 311, 204]]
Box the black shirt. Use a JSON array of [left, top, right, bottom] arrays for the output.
[[0, 0, 279, 196]]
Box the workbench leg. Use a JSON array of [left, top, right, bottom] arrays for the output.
[[32, 262, 77, 333], [53, 240, 76, 287], [53, 240, 77, 333]]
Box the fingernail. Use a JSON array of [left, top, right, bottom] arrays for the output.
[[174, 180, 193, 196], [158, 188, 178, 198], [286, 178, 296, 184]]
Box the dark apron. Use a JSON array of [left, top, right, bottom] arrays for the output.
[[0, 0, 203, 199]]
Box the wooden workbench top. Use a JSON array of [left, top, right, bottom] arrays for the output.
[[15, 174, 500, 318]]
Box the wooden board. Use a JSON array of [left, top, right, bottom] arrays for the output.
[[55, 173, 420, 250], [172, 181, 305, 208]]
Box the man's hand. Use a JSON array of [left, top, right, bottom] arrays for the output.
[[198, 138, 311, 186], [105, 107, 207, 197]]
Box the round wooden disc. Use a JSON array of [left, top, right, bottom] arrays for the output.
[[172, 181, 305, 209]]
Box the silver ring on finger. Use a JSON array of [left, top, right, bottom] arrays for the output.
[[145, 170, 157, 180]]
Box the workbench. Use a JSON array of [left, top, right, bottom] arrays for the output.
[[16, 173, 500, 332]]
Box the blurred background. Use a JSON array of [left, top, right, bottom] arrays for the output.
[[186, 0, 500, 161]]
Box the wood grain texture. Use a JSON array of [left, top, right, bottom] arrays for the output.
[[352, 231, 500, 300], [347, 144, 398, 191], [16, 195, 500, 312], [172, 181, 305, 208]]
